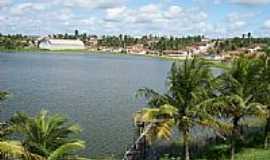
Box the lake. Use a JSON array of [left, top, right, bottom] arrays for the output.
[[0, 52, 171, 158]]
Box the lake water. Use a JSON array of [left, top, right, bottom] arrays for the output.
[[0, 52, 171, 158]]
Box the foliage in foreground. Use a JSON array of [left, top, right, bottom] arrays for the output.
[[0, 110, 87, 160]]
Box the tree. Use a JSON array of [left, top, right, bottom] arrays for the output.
[[247, 32, 252, 45], [0, 91, 8, 138], [75, 30, 79, 38], [254, 55, 270, 148], [135, 58, 229, 160], [212, 57, 267, 160], [9, 110, 86, 160]]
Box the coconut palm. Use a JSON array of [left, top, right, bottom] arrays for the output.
[[253, 55, 270, 148], [212, 57, 267, 160], [6, 110, 86, 160], [135, 58, 229, 160]]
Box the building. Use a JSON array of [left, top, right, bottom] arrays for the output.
[[163, 50, 191, 57], [126, 44, 147, 55], [39, 38, 85, 50], [247, 46, 262, 53], [84, 37, 98, 47]]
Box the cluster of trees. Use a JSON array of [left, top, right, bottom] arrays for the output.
[[0, 93, 87, 160], [135, 54, 270, 160], [0, 34, 32, 50], [47, 30, 97, 41], [152, 36, 202, 51], [98, 35, 203, 50], [98, 35, 131, 48], [211, 33, 270, 54]]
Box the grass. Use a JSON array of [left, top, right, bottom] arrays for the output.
[[235, 148, 270, 160], [160, 148, 270, 160], [158, 124, 270, 160]]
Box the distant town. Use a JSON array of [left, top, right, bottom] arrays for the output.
[[1, 30, 270, 61]]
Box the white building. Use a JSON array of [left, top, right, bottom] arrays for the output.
[[39, 38, 85, 50]]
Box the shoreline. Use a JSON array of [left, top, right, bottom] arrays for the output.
[[0, 48, 224, 63]]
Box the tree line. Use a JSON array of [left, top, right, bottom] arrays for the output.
[[210, 33, 270, 54], [0, 34, 32, 50]]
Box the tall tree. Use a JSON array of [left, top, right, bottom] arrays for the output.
[[254, 55, 270, 148], [212, 57, 267, 160], [135, 58, 229, 160]]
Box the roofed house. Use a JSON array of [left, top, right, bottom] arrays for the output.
[[39, 38, 85, 50]]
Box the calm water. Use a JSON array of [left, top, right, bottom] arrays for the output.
[[0, 52, 171, 157]]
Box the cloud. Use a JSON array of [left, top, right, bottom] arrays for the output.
[[231, 21, 247, 29], [10, 2, 46, 15], [104, 6, 127, 22], [164, 5, 183, 19], [62, 0, 125, 9], [0, 0, 267, 37], [263, 19, 270, 29], [229, 0, 270, 5], [0, 0, 11, 9]]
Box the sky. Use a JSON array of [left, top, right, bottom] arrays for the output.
[[0, 0, 270, 38]]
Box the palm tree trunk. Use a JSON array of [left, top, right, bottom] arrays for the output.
[[231, 138, 236, 160], [264, 113, 270, 149], [183, 130, 190, 160], [231, 117, 240, 160]]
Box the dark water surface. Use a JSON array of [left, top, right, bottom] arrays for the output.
[[0, 52, 171, 157]]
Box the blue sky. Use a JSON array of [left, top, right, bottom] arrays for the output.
[[0, 0, 270, 38]]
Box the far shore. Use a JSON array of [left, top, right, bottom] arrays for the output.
[[0, 47, 225, 63]]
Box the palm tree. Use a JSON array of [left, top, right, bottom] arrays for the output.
[[253, 55, 270, 148], [247, 32, 251, 44], [213, 57, 267, 160], [135, 58, 229, 160], [7, 110, 86, 160]]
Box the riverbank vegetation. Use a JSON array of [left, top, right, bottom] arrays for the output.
[[0, 53, 269, 160], [135, 54, 270, 160], [0, 34, 36, 50]]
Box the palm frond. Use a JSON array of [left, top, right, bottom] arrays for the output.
[[136, 88, 169, 108], [0, 140, 45, 160], [48, 140, 86, 160]]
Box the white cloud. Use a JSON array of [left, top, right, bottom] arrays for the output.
[[0, 0, 266, 37], [102, 4, 211, 36], [164, 5, 183, 19], [104, 6, 127, 22], [263, 19, 270, 29], [10, 2, 46, 15], [229, 0, 270, 5], [231, 21, 247, 29], [62, 0, 125, 9], [0, 0, 11, 9]]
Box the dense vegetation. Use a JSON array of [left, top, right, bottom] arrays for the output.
[[210, 33, 270, 54], [135, 55, 270, 160], [98, 35, 203, 50], [0, 34, 33, 50]]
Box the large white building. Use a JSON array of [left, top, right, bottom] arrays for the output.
[[39, 38, 85, 50]]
